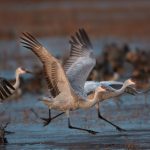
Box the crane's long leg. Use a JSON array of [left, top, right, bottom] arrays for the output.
[[41, 109, 51, 126], [96, 103, 126, 132], [41, 109, 64, 126], [66, 111, 98, 135]]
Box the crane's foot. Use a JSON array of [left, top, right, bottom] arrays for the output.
[[40, 117, 51, 126], [40, 112, 65, 126], [116, 126, 127, 132]]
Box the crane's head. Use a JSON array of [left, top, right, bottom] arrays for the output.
[[16, 67, 33, 75], [124, 79, 135, 87]]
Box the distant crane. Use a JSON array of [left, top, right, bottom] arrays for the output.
[[0, 67, 32, 102], [40, 28, 97, 126]]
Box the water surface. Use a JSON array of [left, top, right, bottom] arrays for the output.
[[0, 93, 150, 149]]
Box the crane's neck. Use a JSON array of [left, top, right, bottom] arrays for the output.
[[79, 89, 101, 109], [102, 82, 129, 100], [14, 71, 21, 89]]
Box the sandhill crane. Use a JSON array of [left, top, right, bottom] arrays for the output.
[[0, 67, 32, 102], [40, 28, 97, 126], [84, 79, 149, 131], [85, 79, 135, 131], [61, 29, 137, 131], [21, 30, 137, 134], [21, 29, 106, 134]]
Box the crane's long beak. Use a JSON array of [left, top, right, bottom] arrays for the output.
[[131, 81, 136, 86], [25, 69, 34, 74], [129, 79, 136, 86]]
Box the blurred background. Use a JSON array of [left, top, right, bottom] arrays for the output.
[[0, 0, 150, 148]]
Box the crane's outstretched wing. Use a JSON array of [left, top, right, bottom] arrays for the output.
[[84, 81, 124, 95], [64, 29, 96, 97], [21, 33, 72, 98], [84, 80, 142, 96], [0, 78, 15, 101]]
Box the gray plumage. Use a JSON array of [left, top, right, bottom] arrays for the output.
[[64, 29, 96, 98], [0, 68, 31, 102], [84, 81, 143, 96]]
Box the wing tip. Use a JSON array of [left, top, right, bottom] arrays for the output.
[[70, 28, 93, 49]]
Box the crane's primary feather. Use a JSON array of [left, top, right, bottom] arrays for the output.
[[64, 29, 96, 98]]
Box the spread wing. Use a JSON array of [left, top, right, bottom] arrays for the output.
[[84, 81, 124, 95], [43, 62, 60, 97], [0, 77, 15, 101], [21, 33, 72, 98], [64, 29, 96, 97], [84, 80, 142, 96]]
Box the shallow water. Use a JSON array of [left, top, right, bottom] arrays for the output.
[[0, 93, 150, 149]]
